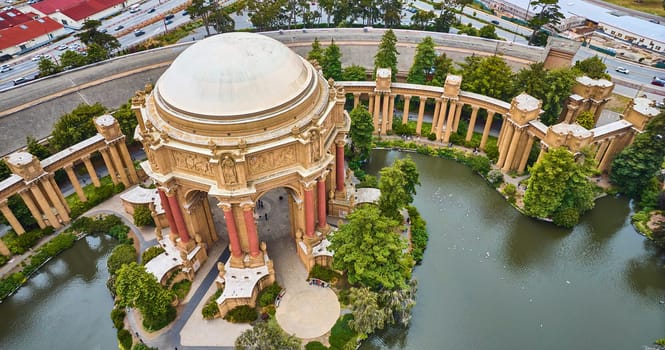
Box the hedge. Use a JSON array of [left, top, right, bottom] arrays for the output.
[[306, 341, 328, 350], [224, 305, 258, 323], [141, 246, 165, 265], [111, 307, 126, 329], [407, 206, 429, 264], [1, 227, 55, 255], [202, 288, 223, 320], [329, 314, 358, 350], [117, 329, 133, 350], [258, 283, 282, 307], [308, 265, 338, 283], [67, 176, 125, 219]]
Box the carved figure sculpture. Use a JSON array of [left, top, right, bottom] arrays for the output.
[[222, 155, 238, 185]]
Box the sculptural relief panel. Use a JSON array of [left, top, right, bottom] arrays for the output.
[[172, 151, 214, 177], [247, 144, 297, 177]]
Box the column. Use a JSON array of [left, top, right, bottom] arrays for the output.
[[496, 123, 514, 168], [416, 97, 426, 135], [167, 192, 191, 244], [435, 99, 448, 140], [373, 93, 382, 130], [30, 185, 60, 229], [220, 204, 242, 258], [595, 140, 610, 163], [304, 181, 315, 237], [443, 100, 458, 143], [465, 106, 480, 142], [381, 93, 389, 134], [82, 155, 101, 187], [64, 164, 87, 202], [18, 190, 45, 229], [118, 142, 139, 184], [100, 148, 118, 185], [517, 134, 535, 173], [387, 94, 395, 131], [0, 199, 24, 235], [452, 103, 463, 132], [502, 127, 523, 172], [480, 111, 496, 150], [108, 144, 130, 187], [317, 176, 327, 229], [158, 189, 178, 236], [48, 176, 70, 213], [536, 144, 547, 163], [41, 178, 69, 222], [0, 239, 9, 256], [368, 93, 375, 114], [353, 93, 360, 108], [599, 137, 618, 172], [402, 95, 411, 124], [241, 203, 260, 257], [497, 116, 509, 150], [336, 140, 345, 193], [431, 99, 441, 132]]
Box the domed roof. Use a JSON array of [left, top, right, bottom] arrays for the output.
[[156, 32, 312, 119]]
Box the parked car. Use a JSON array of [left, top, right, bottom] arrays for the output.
[[164, 19, 173, 25], [57, 44, 69, 51], [491, 19, 500, 25], [652, 77, 665, 87], [13, 76, 33, 85], [147, 8, 156, 13], [164, 13, 174, 20], [0, 65, 12, 73], [31, 54, 43, 61], [182, 10, 188, 16], [615, 67, 629, 74], [0, 54, 12, 62], [134, 29, 146, 37], [115, 25, 124, 31]]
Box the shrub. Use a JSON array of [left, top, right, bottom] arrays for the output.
[[0, 272, 26, 300], [142, 305, 176, 331], [224, 305, 258, 323], [258, 283, 283, 307], [171, 279, 192, 299], [357, 174, 378, 188], [329, 314, 358, 350], [427, 133, 437, 141], [202, 288, 224, 319], [0, 255, 8, 267], [552, 207, 580, 228], [484, 139, 499, 161], [306, 341, 328, 350], [309, 264, 337, 282], [465, 155, 491, 175], [132, 344, 157, 350], [22, 233, 76, 276], [141, 246, 164, 265], [408, 206, 428, 264], [133, 205, 155, 227], [503, 183, 516, 196], [111, 307, 126, 329], [486, 169, 504, 187], [2, 227, 54, 255], [117, 329, 133, 350], [107, 244, 137, 276], [109, 224, 132, 244]]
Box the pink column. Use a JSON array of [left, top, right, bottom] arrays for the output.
[[317, 177, 327, 229], [242, 205, 260, 257], [167, 194, 190, 244], [222, 205, 242, 258], [335, 141, 345, 192], [304, 184, 315, 237], [158, 189, 178, 236]]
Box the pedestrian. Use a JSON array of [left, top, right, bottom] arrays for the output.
[[264, 213, 268, 220]]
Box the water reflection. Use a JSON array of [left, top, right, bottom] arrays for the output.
[[625, 241, 665, 296], [502, 216, 569, 272]]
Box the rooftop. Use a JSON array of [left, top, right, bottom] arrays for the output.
[[0, 16, 62, 50], [31, 0, 124, 20]]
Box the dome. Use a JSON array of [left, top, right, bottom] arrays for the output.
[[156, 32, 312, 119]]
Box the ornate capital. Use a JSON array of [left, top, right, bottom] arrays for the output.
[[217, 202, 233, 212], [301, 179, 316, 191], [240, 202, 255, 211]]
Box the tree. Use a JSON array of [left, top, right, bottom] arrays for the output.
[[410, 10, 436, 30], [26, 136, 50, 160], [133, 205, 155, 227], [235, 320, 301, 350], [513, 63, 577, 125], [527, 0, 564, 45], [452, 0, 473, 11], [433, 5, 457, 33], [431, 52, 454, 87], [374, 29, 398, 80], [142, 246, 165, 265], [307, 37, 324, 64], [329, 205, 413, 290], [209, 9, 235, 33], [107, 244, 137, 275], [76, 19, 120, 52], [479, 24, 500, 39], [573, 56, 611, 80], [342, 65, 367, 81], [0, 160, 10, 181], [50, 103, 107, 151], [610, 111, 665, 197], [380, 278, 418, 327], [523, 147, 596, 227], [394, 157, 420, 202], [406, 37, 437, 85], [245, 0, 286, 31], [378, 165, 411, 220], [115, 262, 176, 330], [60, 50, 87, 69], [85, 43, 110, 64], [37, 57, 61, 77], [381, 0, 403, 27], [321, 39, 343, 81], [112, 103, 139, 145], [576, 110, 595, 129], [460, 55, 515, 101], [349, 105, 374, 163], [348, 287, 388, 339]]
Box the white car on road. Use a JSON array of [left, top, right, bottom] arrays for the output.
[[615, 67, 630, 74]]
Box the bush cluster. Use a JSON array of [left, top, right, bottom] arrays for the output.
[[107, 244, 137, 276], [305, 341, 328, 350], [308, 265, 338, 283], [133, 205, 155, 227], [141, 246, 165, 265], [1, 227, 55, 255], [329, 314, 358, 350], [258, 283, 283, 307], [171, 279, 192, 300], [117, 328, 133, 350], [202, 288, 223, 320], [111, 307, 126, 329], [407, 206, 429, 264], [224, 305, 258, 323], [68, 177, 125, 219], [71, 215, 132, 244]]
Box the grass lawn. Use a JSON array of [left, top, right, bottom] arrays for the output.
[[600, 0, 665, 17]]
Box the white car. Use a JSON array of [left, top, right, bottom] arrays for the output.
[[615, 67, 630, 74], [31, 54, 43, 61], [57, 44, 69, 51], [0, 65, 11, 73]]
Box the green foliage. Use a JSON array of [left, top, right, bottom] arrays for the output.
[[133, 205, 155, 227], [306, 341, 328, 350], [141, 246, 164, 265], [321, 39, 343, 81], [68, 176, 125, 219], [348, 287, 387, 339], [655, 338, 665, 346], [464, 155, 491, 176], [407, 206, 429, 263], [308, 265, 338, 282], [224, 305, 258, 323], [0, 160, 10, 181], [235, 320, 301, 349], [330, 206, 412, 290], [107, 244, 137, 276], [0, 255, 9, 267], [37, 57, 62, 77], [573, 56, 611, 80], [457, 23, 479, 36], [132, 344, 157, 350], [410, 10, 436, 30], [576, 110, 595, 129], [117, 328, 133, 350], [112, 103, 139, 145], [527, 1, 564, 45], [342, 65, 367, 81], [307, 37, 324, 64], [1, 227, 54, 255], [202, 288, 223, 319], [258, 283, 283, 307], [478, 24, 500, 39], [407, 37, 437, 85], [115, 262, 176, 331], [111, 307, 126, 329], [395, 157, 421, 201], [610, 112, 665, 197], [552, 207, 579, 228], [349, 105, 375, 163], [171, 279, 192, 299], [26, 136, 51, 159], [524, 147, 596, 227], [432, 53, 454, 87], [487, 169, 504, 187], [22, 233, 76, 276], [50, 103, 107, 151], [109, 224, 132, 244], [76, 19, 120, 52], [329, 314, 358, 350], [484, 137, 499, 161], [60, 50, 87, 69], [378, 165, 411, 220], [374, 29, 398, 80], [461, 55, 515, 102], [639, 177, 661, 209], [514, 63, 577, 125], [0, 272, 26, 300], [434, 8, 457, 33], [502, 183, 517, 204]]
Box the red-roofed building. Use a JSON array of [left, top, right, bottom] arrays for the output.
[[0, 16, 65, 56], [0, 9, 39, 30], [29, 0, 129, 29]]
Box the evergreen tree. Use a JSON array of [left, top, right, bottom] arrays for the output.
[[573, 56, 611, 80], [321, 39, 343, 81], [374, 29, 399, 80], [342, 65, 367, 81], [378, 165, 411, 220], [479, 24, 500, 39], [431, 52, 454, 87], [349, 105, 374, 163], [406, 37, 437, 85], [307, 37, 324, 64], [460, 55, 515, 101], [37, 57, 61, 77], [514, 63, 577, 125]]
